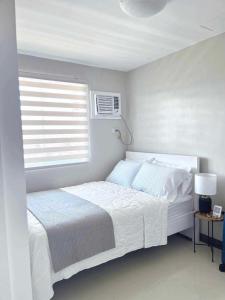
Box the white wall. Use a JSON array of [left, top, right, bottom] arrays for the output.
[[126, 33, 225, 239], [18, 54, 127, 193], [17, 32, 225, 240], [0, 1, 32, 299]]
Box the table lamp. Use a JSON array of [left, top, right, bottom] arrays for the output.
[[195, 173, 217, 213]]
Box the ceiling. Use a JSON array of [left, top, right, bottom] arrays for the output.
[[16, 0, 225, 71]]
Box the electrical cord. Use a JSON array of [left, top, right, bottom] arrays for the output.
[[116, 114, 133, 146]]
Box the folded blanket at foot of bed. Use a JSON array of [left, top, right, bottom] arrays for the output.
[[27, 189, 115, 272]]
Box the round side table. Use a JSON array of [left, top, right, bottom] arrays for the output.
[[193, 211, 224, 262]]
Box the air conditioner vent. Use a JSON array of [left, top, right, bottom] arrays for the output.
[[91, 91, 121, 119], [114, 97, 119, 110]]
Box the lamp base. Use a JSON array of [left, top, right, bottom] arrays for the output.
[[199, 196, 212, 213]]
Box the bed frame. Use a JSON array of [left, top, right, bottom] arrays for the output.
[[126, 151, 200, 240]]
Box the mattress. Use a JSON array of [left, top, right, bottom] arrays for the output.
[[168, 197, 194, 236], [168, 197, 193, 220]]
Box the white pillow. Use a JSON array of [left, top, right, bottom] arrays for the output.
[[151, 159, 193, 197], [106, 160, 141, 187], [180, 174, 193, 195], [131, 162, 190, 202]]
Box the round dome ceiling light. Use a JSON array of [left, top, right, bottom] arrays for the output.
[[119, 0, 168, 18]]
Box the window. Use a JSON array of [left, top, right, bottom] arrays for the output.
[[19, 76, 89, 168]]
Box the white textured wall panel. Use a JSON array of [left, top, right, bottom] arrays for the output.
[[127, 33, 225, 239]]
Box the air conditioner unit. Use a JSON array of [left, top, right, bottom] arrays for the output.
[[90, 91, 121, 119]]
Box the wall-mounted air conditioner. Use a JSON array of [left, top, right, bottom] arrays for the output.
[[90, 91, 121, 119]]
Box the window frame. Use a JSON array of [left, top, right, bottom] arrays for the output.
[[19, 71, 91, 170]]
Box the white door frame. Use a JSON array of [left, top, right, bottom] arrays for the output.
[[0, 1, 33, 299]]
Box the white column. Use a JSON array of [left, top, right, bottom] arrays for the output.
[[0, 1, 33, 299]]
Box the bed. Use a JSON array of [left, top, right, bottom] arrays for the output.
[[28, 151, 199, 300]]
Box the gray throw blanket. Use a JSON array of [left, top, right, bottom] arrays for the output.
[[27, 189, 115, 272]]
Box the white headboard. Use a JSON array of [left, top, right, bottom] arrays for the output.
[[126, 151, 200, 173]]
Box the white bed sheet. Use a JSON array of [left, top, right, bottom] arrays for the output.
[[28, 181, 169, 300], [167, 197, 194, 236], [168, 197, 193, 221]]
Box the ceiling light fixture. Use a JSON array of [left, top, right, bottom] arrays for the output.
[[119, 0, 168, 18]]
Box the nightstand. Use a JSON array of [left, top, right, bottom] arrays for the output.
[[193, 211, 224, 262]]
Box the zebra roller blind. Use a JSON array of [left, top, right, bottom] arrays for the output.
[[19, 76, 89, 168]]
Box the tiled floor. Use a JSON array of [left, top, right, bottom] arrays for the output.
[[52, 235, 225, 300]]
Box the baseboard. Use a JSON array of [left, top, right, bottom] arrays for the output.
[[177, 232, 223, 250], [200, 233, 222, 250], [177, 233, 192, 241], [175, 232, 223, 252]]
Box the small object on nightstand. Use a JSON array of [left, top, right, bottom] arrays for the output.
[[213, 205, 222, 218], [195, 173, 217, 213], [193, 211, 224, 263]]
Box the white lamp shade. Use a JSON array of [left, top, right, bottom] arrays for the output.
[[119, 0, 168, 18], [195, 173, 217, 196]]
